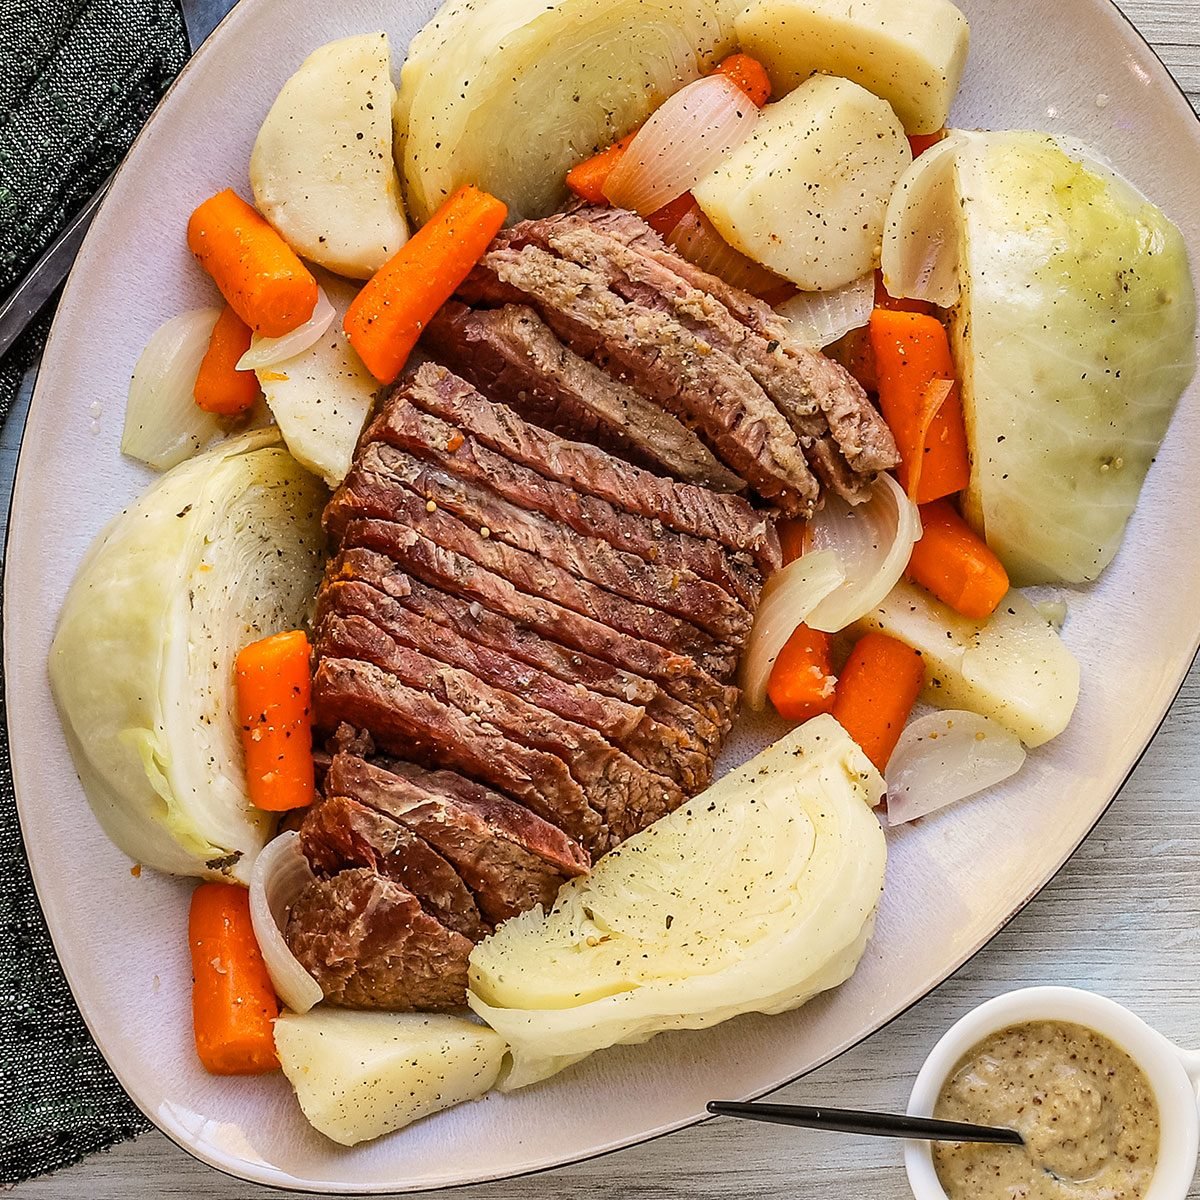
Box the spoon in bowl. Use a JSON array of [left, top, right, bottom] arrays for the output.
[[707, 1101, 1024, 1146]]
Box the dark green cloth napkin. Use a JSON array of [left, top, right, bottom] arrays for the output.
[[0, 0, 188, 1183]]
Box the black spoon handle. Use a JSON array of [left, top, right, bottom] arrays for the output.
[[707, 1101, 1024, 1146]]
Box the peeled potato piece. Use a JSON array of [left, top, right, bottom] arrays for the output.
[[254, 274, 376, 488], [251, 33, 409, 279], [853, 581, 1079, 748], [693, 75, 911, 291], [275, 1010, 507, 1146], [401, 0, 733, 223], [735, 0, 969, 134]]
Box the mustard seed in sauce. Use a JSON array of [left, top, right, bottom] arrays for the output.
[[933, 1021, 1159, 1200]]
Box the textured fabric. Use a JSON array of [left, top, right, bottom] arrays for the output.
[[0, 0, 189, 1183]]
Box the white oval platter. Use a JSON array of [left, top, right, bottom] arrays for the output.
[[5, 0, 1200, 1191]]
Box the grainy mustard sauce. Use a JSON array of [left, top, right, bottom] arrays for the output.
[[932, 1021, 1159, 1200]]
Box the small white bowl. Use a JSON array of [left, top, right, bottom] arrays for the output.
[[905, 987, 1200, 1200]]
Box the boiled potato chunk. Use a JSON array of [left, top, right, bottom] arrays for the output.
[[274, 1009, 506, 1146], [401, 0, 733, 223], [854, 581, 1079, 747], [255, 275, 377, 487], [469, 717, 886, 1089], [251, 33, 409, 279], [735, 0, 969, 134], [693, 76, 911, 291]]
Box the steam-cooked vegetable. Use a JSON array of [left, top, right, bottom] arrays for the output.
[[767, 625, 836, 722], [250, 33, 409, 280], [399, 0, 734, 223], [122, 307, 227, 470], [49, 431, 326, 883], [249, 832, 324, 1014], [886, 711, 1026, 826], [194, 305, 260, 416], [693, 76, 912, 291], [275, 1010, 506, 1146], [741, 549, 845, 709], [906, 499, 1009, 621], [190, 882, 281, 1075], [735, 0, 970, 134], [469, 716, 886, 1090], [602, 74, 760, 215], [187, 189, 318, 337], [254, 275, 377, 489], [832, 632, 925, 771], [853, 580, 1079, 748], [776, 274, 874, 349], [805, 472, 923, 634], [237, 287, 335, 372], [884, 131, 1197, 583]]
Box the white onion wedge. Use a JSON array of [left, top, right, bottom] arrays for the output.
[[886, 711, 1026, 825], [807, 474, 922, 634], [250, 832, 324, 1013], [666, 205, 785, 297], [776, 274, 875, 349], [741, 549, 844, 710], [604, 75, 758, 215], [238, 288, 337, 371], [121, 308, 225, 471]]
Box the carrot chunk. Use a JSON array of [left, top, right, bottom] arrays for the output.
[[235, 630, 315, 813], [566, 133, 638, 205], [713, 53, 772, 107], [907, 499, 1010, 620], [869, 309, 971, 503], [187, 189, 318, 338], [345, 184, 508, 384], [831, 632, 925, 772], [189, 882, 279, 1075], [908, 129, 947, 158], [767, 625, 837, 723], [646, 192, 699, 238], [193, 304, 260, 415]]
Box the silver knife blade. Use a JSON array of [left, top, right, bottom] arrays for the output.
[[0, 0, 241, 361]]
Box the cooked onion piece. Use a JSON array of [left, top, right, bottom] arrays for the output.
[[854, 580, 1079, 748], [237, 287, 335, 371], [122, 308, 226, 470], [49, 431, 326, 882], [741, 549, 845, 709], [776, 274, 875, 349], [275, 1009, 506, 1146], [402, 0, 733, 222], [469, 715, 886, 1090], [603, 74, 759, 215], [886, 711, 1026, 826], [665, 205, 786, 297], [249, 832, 324, 1013], [806, 474, 922, 634]]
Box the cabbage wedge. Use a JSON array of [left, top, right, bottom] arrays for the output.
[[469, 716, 886, 1089], [399, 0, 733, 223], [50, 431, 326, 882], [884, 131, 1197, 584]]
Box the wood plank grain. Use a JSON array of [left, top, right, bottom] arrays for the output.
[[12, 4, 1200, 1197]]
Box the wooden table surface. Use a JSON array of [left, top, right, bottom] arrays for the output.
[[13, 2, 1200, 1196]]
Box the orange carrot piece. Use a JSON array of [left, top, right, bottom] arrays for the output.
[[874, 271, 936, 316], [646, 192, 699, 238], [768, 625, 837, 723], [907, 499, 1010, 621], [345, 185, 508, 384], [566, 133, 638, 205], [777, 519, 808, 565], [832, 632, 925, 772], [189, 882, 279, 1075], [908, 129, 947, 158], [186, 189, 318, 338], [193, 304, 260, 415], [868, 309, 971, 504], [713, 53, 772, 107], [235, 630, 315, 813]]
